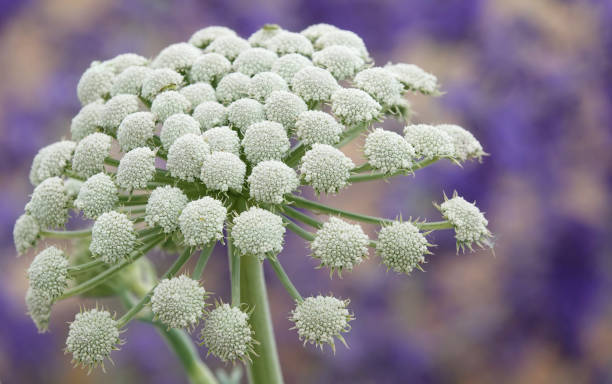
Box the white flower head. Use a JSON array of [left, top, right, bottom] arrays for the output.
[[272, 53, 313, 83], [192, 101, 227, 130], [25, 177, 70, 228], [201, 151, 246, 192], [436, 124, 485, 162], [312, 217, 368, 275], [100, 94, 141, 132], [152, 42, 202, 72], [117, 112, 156, 152], [202, 126, 240, 155], [312, 45, 364, 80], [385, 63, 440, 95], [266, 31, 314, 57], [301, 23, 340, 42], [404, 124, 455, 160], [141, 68, 184, 100], [151, 91, 191, 122], [180, 82, 217, 106], [179, 197, 227, 247], [77, 64, 115, 105], [116, 147, 156, 191], [315, 30, 369, 60], [215, 72, 251, 104], [227, 98, 265, 133], [27, 246, 69, 299], [364, 128, 415, 173], [248, 24, 283, 47], [167, 133, 210, 181], [160, 113, 201, 150], [295, 110, 344, 146], [354, 67, 403, 106], [200, 303, 255, 363], [30, 141, 76, 185], [189, 26, 237, 48], [110, 66, 153, 97], [291, 66, 339, 103], [300, 144, 354, 194], [233, 47, 278, 77], [204, 35, 250, 61], [248, 71, 289, 102], [145, 185, 188, 233], [26, 287, 53, 333], [377, 221, 429, 275], [71, 102, 104, 141], [190, 53, 232, 84], [90, 211, 136, 264], [248, 160, 299, 204], [72, 132, 112, 178], [74, 172, 118, 219], [13, 214, 40, 255], [264, 90, 307, 131], [242, 121, 290, 165], [437, 192, 492, 251], [102, 53, 148, 74], [231, 207, 285, 259], [331, 88, 381, 126], [151, 275, 208, 329]]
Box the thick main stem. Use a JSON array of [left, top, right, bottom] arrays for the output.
[[240, 256, 284, 384]]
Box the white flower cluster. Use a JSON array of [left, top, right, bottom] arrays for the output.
[[15, 24, 492, 371]]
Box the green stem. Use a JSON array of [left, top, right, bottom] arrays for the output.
[[284, 143, 306, 168], [336, 123, 367, 148], [192, 242, 216, 280], [240, 256, 284, 384], [351, 163, 373, 173], [40, 228, 91, 239], [58, 236, 164, 300], [117, 247, 195, 328], [347, 157, 441, 183], [64, 169, 85, 181], [281, 206, 323, 229], [228, 238, 241, 307], [268, 258, 303, 303], [282, 217, 315, 241], [104, 157, 120, 167]]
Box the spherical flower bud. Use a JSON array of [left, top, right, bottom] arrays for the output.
[[74, 172, 118, 219], [231, 207, 285, 259], [145, 186, 188, 233], [364, 128, 415, 173], [116, 147, 156, 191], [248, 160, 299, 204], [248, 24, 283, 47], [151, 275, 207, 329], [25, 287, 52, 333], [315, 30, 369, 59], [190, 53, 232, 84], [312, 217, 368, 275], [152, 42, 202, 71], [64, 178, 83, 199], [354, 67, 403, 106], [13, 214, 40, 255], [167, 134, 210, 181], [266, 31, 314, 57], [272, 53, 313, 83], [160, 113, 201, 150], [179, 197, 227, 247], [193, 101, 227, 130], [227, 98, 265, 133], [65, 309, 121, 370], [331, 88, 381, 126], [291, 66, 339, 103], [248, 72, 288, 102], [301, 23, 340, 42], [437, 193, 492, 250], [110, 66, 153, 97], [385, 63, 439, 95], [151, 91, 191, 122], [77, 64, 114, 105], [102, 53, 148, 74], [189, 26, 237, 48], [377, 221, 429, 274], [30, 141, 76, 184], [295, 111, 343, 146], [404, 124, 455, 160], [233, 48, 278, 77], [242, 121, 290, 164], [72, 132, 112, 178], [71, 102, 104, 141], [290, 295, 353, 351], [100, 94, 140, 132], [141, 68, 183, 100], [200, 303, 255, 363], [300, 144, 354, 194], [180, 82, 217, 107], [25, 177, 69, 228], [27, 246, 68, 299], [215, 72, 250, 104], [117, 112, 156, 152], [204, 35, 250, 61], [201, 126, 240, 155], [312, 45, 364, 80], [201, 151, 246, 192], [436, 124, 485, 162], [90, 211, 136, 264], [264, 90, 307, 131]]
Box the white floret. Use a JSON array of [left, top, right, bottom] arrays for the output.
[[26, 287, 52, 333], [330, 88, 381, 126], [436, 124, 485, 162], [377, 221, 429, 274], [161, 113, 201, 150], [291, 66, 339, 103], [215, 72, 251, 104], [301, 23, 340, 42], [72, 132, 112, 178], [189, 26, 237, 48], [300, 144, 354, 194], [117, 112, 156, 152], [65, 309, 121, 369], [27, 246, 69, 299], [200, 303, 255, 363], [141, 68, 184, 100], [315, 30, 369, 59], [152, 42, 202, 72], [179, 197, 227, 247], [312, 45, 364, 80], [151, 275, 207, 329], [74, 172, 118, 219], [290, 295, 352, 350], [30, 141, 76, 184], [145, 186, 188, 233], [201, 151, 246, 192], [227, 98, 265, 133], [90, 211, 136, 264], [204, 35, 250, 61], [311, 217, 368, 275], [110, 66, 153, 97], [248, 72, 288, 102], [13, 214, 40, 255], [354, 67, 403, 106], [151, 91, 191, 122], [190, 53, 232, 84], [266, 31, 314, 57], [166, 133, 210, 181], [71, 101, 104, 141], [179, 82, 217, 106], [248, 160, 299, 204], [272, 53, 313, 83], [264, 90, 307, 131], [231, 207, 285, 259], [116, 147, 156, 191], [201, 126, 240, 155], [248, 24, 283, 47], [100, 94, 141, 132], [192, 101, 228, 130], [404, 124, 455, 160], [364, 128, 415, 173], [233, 48, 278, 77], [385, 63, 439, 95], [295, 110, 344, 146], [241, 121, 290, 164], [438, 193, 491, 249], [77, 64, 115, 105], [102, 53, 148, 74]]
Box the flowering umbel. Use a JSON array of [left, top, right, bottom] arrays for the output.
[[13, 23, 492, 380]]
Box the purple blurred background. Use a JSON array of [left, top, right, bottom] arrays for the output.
[[1, 0, 611, 383]]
